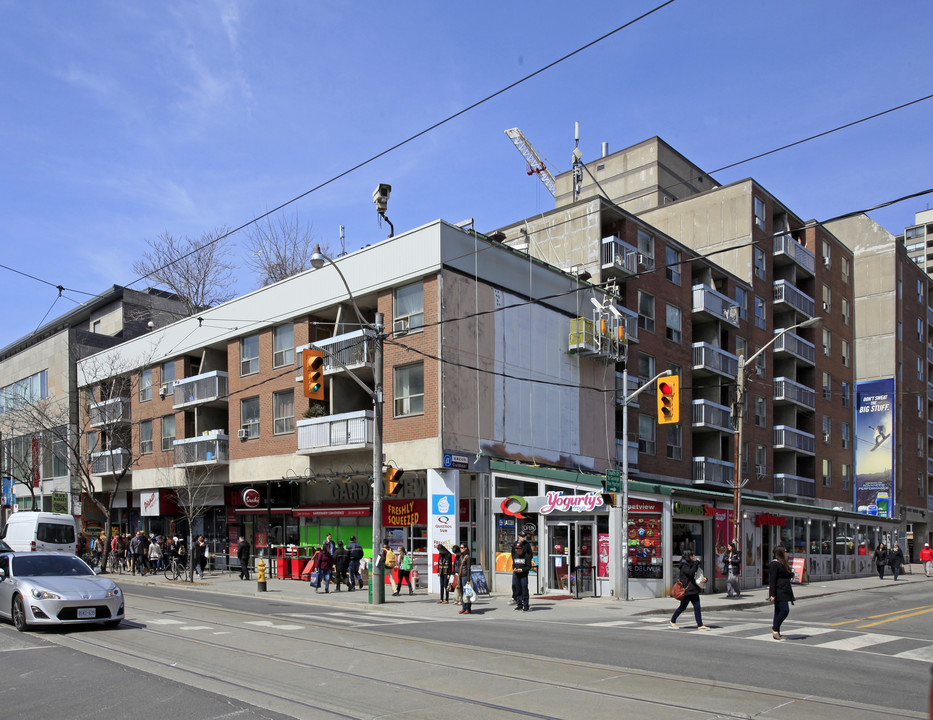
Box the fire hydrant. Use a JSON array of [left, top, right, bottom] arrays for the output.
[[257, 558, 267, 592]]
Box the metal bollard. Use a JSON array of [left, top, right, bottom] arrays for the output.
[[257, 558, 267, 592]]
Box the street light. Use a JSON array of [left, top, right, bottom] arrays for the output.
[[310, 246, 387, 604], [731, 316, 823, 557]]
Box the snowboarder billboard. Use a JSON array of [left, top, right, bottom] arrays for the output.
[[854, 378, 894, 517]]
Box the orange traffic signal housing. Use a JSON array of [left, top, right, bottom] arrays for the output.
[[384, 467, 404, 495], [302, 348, 325, 400], [656, 375, 680, 424]]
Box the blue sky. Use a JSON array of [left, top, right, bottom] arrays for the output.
[[1, 0, 931, 349]]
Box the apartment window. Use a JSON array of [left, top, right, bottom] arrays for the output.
[[842, 381, 850, 408], [754, 349, 765, 377], [638, 291, 655, 333], [735, 287, 747, 321], [736, 336, 747, 361], [842, 464, 850, 491], [273, 324, 295, 368], [139, 419, 153, 455], [754, 197, 766, 230], [822, 416, 831, 443], [666, 425, 682, 460], [919, 433, 925, 458], [841, 257, 850, 284], [162, 361, 175, 386], [241, 397, 260, 438], [273, 390, 295, 435], [754, 396, 766, 427], [821, 240, 831, 269], [919, 473, 925, 498], [395, 281, 425, 333], [920, 318, 925, 343], [394, 362, 424, 417], [665, 246, 681, 285], [756, 445, 767, 477], [241, 334, 259, 376], [841, 339, 850, 367], [918, 394, 924, 418], [822, 459, 831, 487], [742, 442, 749, 478], [841, 297, 850, 326], [161, 415, 175, 452], [139, 368, 152, 402], [86, 431, 98, 455], [842, 422, 849, 449], [822, 285, 831, 314], [637, 230, 655, 270], [918, 356, 924, 381], [822, 329, 831, 357], [821, 372, 831, 401], [755, 296, 766, 330], [754, 247, 766, 280], [920, 279, 925, 303], [638, 414, 656, 456], [665, 304, 682, 344], [638, 353, 656, 392]]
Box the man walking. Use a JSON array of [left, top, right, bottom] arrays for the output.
[[237, 536, 251, 580], [346, 535, 364, 590], [511, 542, 532, 611]]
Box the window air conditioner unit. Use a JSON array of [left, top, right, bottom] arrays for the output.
[[822, 302, 830, 311], [822, 257, 831, 267], [393, 317, 410, 336], [637, 253, 648, 267], [755, 366, 765, 377], [160, 383, 169, 397], [237, 427, 249, 439]]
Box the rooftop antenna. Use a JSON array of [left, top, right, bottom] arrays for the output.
[[338, 225, 346, 257], [572, 121, 583, 202]]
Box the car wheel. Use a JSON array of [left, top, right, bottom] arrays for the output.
[[12, 595, 28, 632]]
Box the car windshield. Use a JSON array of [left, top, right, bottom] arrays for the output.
[[12, 555, 94, 577]]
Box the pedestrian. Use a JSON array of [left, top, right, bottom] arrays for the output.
[[193, 535, 207, 579], [317, 542, 333, 592], [920, 543, 933, 577], [508, 534, 534, 604], [457, 543, 473, 615], [395, 547, 414, 596], [669, 549, 709, 630], [111, 533, 126, 574], [332, 540, 349, 590], [380, 540, 398, 595], [768, 546, 795, 641], [872, 542, 888, 579], [322, 532, 336, 556], [148, 535, 163, 570], [436, 544, 452, 604], [450, 545, 462, 605], [888, 542, 905, 580], [237, 536, 251, 580], [722, 542, 742, 598], [511, 542, 532, 611], [346, 535, 364, 590]]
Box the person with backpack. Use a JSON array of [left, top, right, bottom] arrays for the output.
[[394, 546, 414, 596], [381, 540, 398, 595], [332, 540, 350, 590], [346, 535, 364, 590]]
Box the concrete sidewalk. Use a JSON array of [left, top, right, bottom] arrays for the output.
[[111, 563, 930, 621]]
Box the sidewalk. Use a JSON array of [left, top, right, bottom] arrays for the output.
[[112, 565, 930, 621]]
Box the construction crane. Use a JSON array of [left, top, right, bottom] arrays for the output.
[[505, 127, 556, 196]]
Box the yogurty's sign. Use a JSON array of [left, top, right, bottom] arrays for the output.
[[539, 491, 604, 515]]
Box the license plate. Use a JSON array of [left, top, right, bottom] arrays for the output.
[[77, 608, 96, 619]]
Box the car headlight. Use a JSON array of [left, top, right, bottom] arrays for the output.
[[105, 587, 121, 598], [30, 588, 62, 600]]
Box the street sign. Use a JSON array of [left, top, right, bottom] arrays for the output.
[[605, 469, 622, 493], [443, 453, 469, 470]]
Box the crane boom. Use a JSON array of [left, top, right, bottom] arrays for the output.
[[505, 127, 556, 196]]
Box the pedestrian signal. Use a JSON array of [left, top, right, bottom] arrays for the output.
[[657, 375, 680, 424], [302, 348, 325, 400], [601, 493, 617, 507]]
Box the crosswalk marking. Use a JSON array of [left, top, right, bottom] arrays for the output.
[[894, 646, 933, 662], [819, 633, 895, 651], [244, 621, 306, 630], [146, 618, 185, 625]]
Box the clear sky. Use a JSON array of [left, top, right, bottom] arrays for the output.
[[1, 0, 931, 350]]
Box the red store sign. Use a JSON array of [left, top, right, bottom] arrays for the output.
[[755, 513, 786, 527]]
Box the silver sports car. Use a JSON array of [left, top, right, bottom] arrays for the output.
[[0, 552, 124, 631]]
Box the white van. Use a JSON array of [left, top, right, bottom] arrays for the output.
[[0, 512, 78, 553]]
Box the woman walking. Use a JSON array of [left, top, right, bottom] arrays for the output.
[[457, 544, 473, 614], [669, 549, 709, 630], [873, 542, 888, 579], [394, 547, 414, 596], [450, 545, 462, 605], [768, 546, 795, 641], [888, 542, 905, 581], [920, 543, 933, 577], [436, 544, 452, 604]]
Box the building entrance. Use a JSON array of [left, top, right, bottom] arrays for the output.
[[546, 520, 596, 595]]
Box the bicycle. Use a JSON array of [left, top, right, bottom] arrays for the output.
[[108, 553, 127, 574], [164, 558, 186, 581]]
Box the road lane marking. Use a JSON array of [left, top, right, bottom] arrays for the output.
[[145, 618, 185, 625], [588, 620, 637, 627], [831, 605, 933, 626], [819, 633, 896, 650], [858, 607, 933, 628], [244, 621, 306, 630], [894, 646, 933, 662], [179, 626, 213, 631]]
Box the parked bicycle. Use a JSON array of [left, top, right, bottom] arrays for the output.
[[108, 553, 127, 574], [164, 557, 186, 581]]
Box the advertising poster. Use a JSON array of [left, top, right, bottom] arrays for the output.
[[855, 379, 895, 517]]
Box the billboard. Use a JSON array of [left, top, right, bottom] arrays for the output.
[[854, 379, 895, 517]]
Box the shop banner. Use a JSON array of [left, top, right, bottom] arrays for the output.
[[383, 498, 427, 527], [855, 378, 895, 517]]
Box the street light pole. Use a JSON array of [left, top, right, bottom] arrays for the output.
[[731, 316, 823, 555], [310, 246, 386, 604]]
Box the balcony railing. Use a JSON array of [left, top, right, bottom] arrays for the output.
[[773, 234, 815, 274], [773, 280, 815, 318], [928, 306, 933, 328], [692, 284, 739, 327], [692, 342, 738, 378], [89, 397, 130, 427], [173, 371, 229, 409], [774, 377, 816, 410], [773, 330, 816, 365], [90, 448, 130, 476], [773, 473, 816, 498], [927, 346, 933, 365], [600, 235, 638, 276], [297, 410, 374, 455], [928, 383, 933, 403], [691, 400, 733, 433], [928, 419, 933, 440], [306, 329, 377, 374], [773, 425, 815, 455], [173, 432, 230, 466], [692, 457, 734, 487]]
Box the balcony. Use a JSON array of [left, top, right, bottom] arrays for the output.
[[692, 284, 739, 327], [773, 425, 815, 455], [928, 346, 933, 365], [773, 473, 816, 499], [600, 235, 638, 277], [928, 419, 933, 440], [928, 383, 933, 403], [692, 457, 734, 487], [173, 431, 229, 466], [90, 448, 131, 476], [773, 234, 815, 275], [774, 377, 816, 411], [773, 280, 815, 319], [297, 410, 374, 455], [89, 397, 130, 427], [692, 342, 738, 379], [306, 329, 377, 378], [692, 400, 733, 433], [773, 330, 816, 366], [173, 371, 228, 409], [928, 307, 933, 328]]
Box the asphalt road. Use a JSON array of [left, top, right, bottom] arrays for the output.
[[1, 580, 928, 719]]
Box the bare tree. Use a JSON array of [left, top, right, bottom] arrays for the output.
[[133, 228, 237, 315], [245, 212, 326, 286], [164, 462, 218, 582]]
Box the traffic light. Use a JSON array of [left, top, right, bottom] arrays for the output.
[[657, 375, 680, 424], [302, 348, 325, 400], [601, 492, 617, 508], [384, 467, 404, 495]]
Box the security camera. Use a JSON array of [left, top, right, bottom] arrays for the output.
[[372, 183, 391, 213]]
